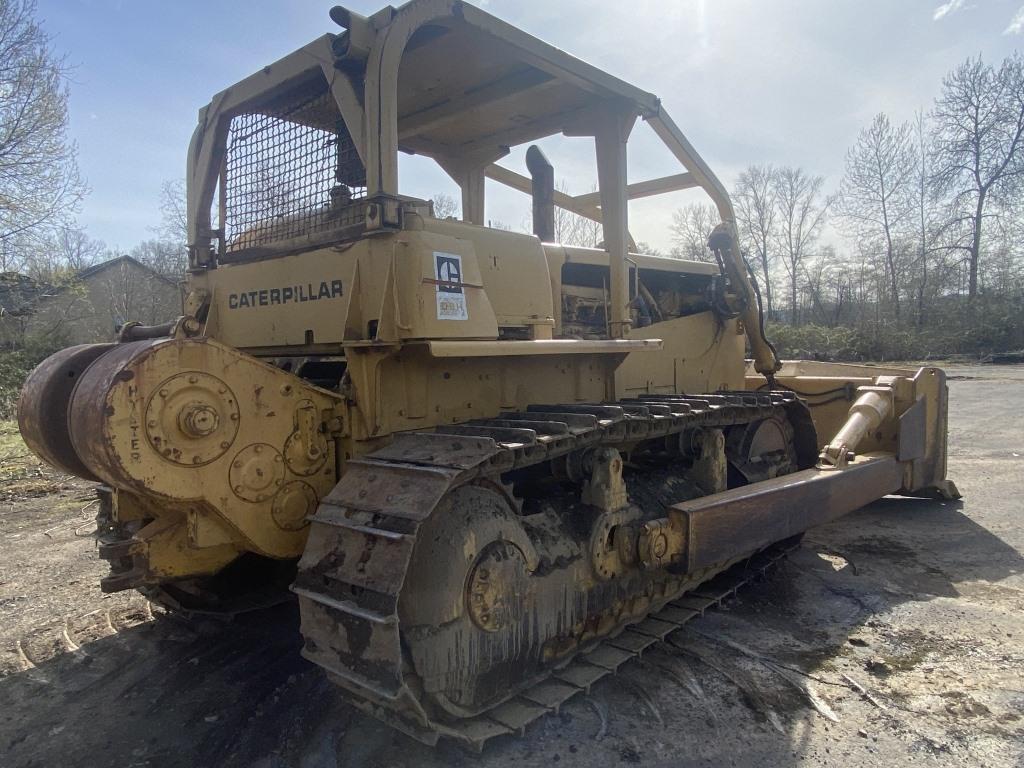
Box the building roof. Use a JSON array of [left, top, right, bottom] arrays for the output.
[[74, 255, 178, 285], [0, 256, 178, 319]]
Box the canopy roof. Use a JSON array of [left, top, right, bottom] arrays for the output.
[[389, 5, 660, 160], [184, 1, 780, 366], [187, 0, 733, 262]]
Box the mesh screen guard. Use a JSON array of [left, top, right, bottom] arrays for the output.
[[223, 88, 366, 254]]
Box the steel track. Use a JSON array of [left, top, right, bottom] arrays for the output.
[[293, 391, 812, 748]]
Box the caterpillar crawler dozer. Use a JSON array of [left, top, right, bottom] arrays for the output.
[[19, 0, 958, 748]]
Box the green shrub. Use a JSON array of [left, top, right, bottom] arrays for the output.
[[0, 336, 69, 420], [765, 298, 1023, 362]]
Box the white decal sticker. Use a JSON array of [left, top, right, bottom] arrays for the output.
[[434, 251, 468, 320]]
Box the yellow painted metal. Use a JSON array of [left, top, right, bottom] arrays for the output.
[[68, 338, 344, 560], [116, 492, 241, 580], [424, 339, 661, 358], [745, 360, 954, 496], [184, 0, 779, 369], [618, 313, 746, 396], [341, 343, 624, 442], [17, 0, 955, 601]]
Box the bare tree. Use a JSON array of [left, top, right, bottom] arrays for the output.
[[774, 167, 831, 325], [930, 53, 1024, 299], [131, 239, 187, 281], [838, 113, 916, 324], [157, 179, 188, 244], [734, 165, 778, 316], [25, 225, 104, 280], [669, 203, 718, 261], [56, 226, 104, 271], [0, 0, 85, 262], [911, 111, 947, 327], [562, 210, 600, 248], [136, 179, 190, 279], [429, 192, 460, 220], [549, 182, 601, 247], [803, 245, 851, 327], [634, 241, 664, 257]]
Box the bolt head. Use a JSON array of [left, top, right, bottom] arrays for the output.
[[652, 533, 668, 558], [178, 403, 220, 438]]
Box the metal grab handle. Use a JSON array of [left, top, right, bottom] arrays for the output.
[[118, 321, 176, 342], [625, 256, 639, 301]]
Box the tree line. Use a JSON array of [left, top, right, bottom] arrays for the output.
[[0, 0, 187, 287], [0, 0, 188, 416], [2, 0, 1021, 363], [439, 51, 1024, 359], [673, 53, 1024, 359]]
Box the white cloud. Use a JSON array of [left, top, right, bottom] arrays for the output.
[[933, 0, 966, 21], [1005, 6, 1024, 34]]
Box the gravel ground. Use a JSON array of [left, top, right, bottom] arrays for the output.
[[0, 364, 1022, 767]]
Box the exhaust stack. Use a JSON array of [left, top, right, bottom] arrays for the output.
[[526, 145, 555, 242]]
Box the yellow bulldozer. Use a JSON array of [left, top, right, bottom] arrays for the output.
[[18, 0, 957, 748]]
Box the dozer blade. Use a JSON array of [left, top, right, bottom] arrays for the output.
[[672, 454, 902, 572]]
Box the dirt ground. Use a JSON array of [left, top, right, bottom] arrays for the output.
[[1, 364, 1022, 768]]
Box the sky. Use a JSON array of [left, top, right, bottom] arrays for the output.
[[36, 0, 1024, 254]]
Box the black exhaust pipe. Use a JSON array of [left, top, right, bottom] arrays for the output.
[[526, 145, 554, 242]]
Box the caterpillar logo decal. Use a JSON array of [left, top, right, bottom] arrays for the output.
[[228, 280, 343, 309], [434, 252, 468, 320]]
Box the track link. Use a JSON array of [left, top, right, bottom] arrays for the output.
[[293, 391, 814, 748]]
